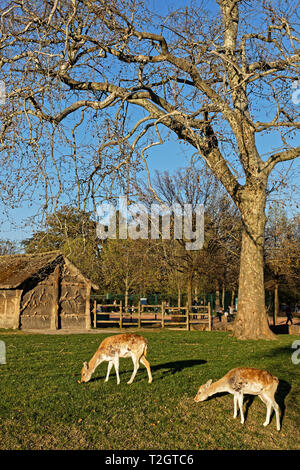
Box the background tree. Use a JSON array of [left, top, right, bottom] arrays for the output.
[[207, 192, 241, 308], [0, 0, 300, 338], [138, 164, 217, 309], [100, 238, 162, 311], [265, 207, 300, 322], [0, 240, 17, 255], [139, 164, 241, 309], [23, 206, 101, 284]]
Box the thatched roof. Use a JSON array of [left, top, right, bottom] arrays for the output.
[[0, 251, 99, 290]]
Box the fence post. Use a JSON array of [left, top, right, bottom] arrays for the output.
[[93, 300, 97, 328], [119, 301, 123, 329], [138, 302, 141, 329], [161, 301, 165, 328], [208, 302, 212, 331], [186, 303, 190, 331]]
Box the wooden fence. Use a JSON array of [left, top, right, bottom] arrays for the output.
[[92, 301, 212, 331]]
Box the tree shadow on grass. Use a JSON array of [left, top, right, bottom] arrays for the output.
[[151, 359, 207, 377], [250, 345, 295, 361]]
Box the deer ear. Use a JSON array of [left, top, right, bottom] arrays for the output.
[[83, 361, 89, 369], [205, 379, 212, 388]]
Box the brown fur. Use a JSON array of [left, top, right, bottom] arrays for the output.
[[99, 334, 147, 351], [226, 367, 278, 387]]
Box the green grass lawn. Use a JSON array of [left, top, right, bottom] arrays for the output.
[[0, 329, 299, 450]]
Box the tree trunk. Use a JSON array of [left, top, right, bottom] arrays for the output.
[[187, 275, 193, 313], [125, 275, 129, 314], [215, 288, 220, 310], [222, 284, 225, 309], [125, 289, 129, 314], [177, 285, 181, 308], [231, 289, 235, 306], [233, 186, 276, 340], [274, 279, 279, 326]]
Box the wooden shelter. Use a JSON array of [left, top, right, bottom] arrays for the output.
[[0, 251, 98, 330]]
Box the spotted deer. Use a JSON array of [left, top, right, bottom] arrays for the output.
[[194, 367, 280, 431], [79, 334, 152, 385]]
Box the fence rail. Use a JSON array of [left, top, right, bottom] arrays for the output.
[[92, 301, 212, 331]]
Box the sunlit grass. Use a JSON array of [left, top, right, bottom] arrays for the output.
[[0, 329, 299, 450]]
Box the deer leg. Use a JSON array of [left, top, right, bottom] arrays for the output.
[[263, 402, 272, 427], [140, 355, 152, 383], [127, 354, 139, 384], [233, 394, 238, 418], [261, 394, 277, 428], [113, 355, 120, 384], [237, 393, 245, 424], [258, 393, 271, 427], [259, 393, 280, 431], [105, 361, 113, 382], [273, 400, 281, 431]]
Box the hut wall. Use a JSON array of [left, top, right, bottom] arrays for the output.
[[0, 289, 22, 329], [59, 264, 89, 329], [20, 270, 57, 329], [1, 257, 92, 331]]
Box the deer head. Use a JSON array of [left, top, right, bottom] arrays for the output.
[[194, 379, 213, 402], [78, 361, 93, 384]]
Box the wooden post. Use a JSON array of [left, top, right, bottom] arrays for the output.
[[208, 302, 212, 331], [161, 301, 165, 328], [186, 303, 190, 331], [93, 300, 97, 328], [51, 265, 60, 330], [85, 283, 92, 330], [14, 290, 22, 330], [138, 302, 141, 328]]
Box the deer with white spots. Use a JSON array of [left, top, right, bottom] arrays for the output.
[[79, 334, 152, 385], [194, 367, 280, 431]]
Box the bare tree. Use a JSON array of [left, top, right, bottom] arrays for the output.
[[0, 0, 299, 338], [138, 164, 241, 309], [100, 238, 161, 311], [0, 240, 17, 255], [265, 207, 300, 322]]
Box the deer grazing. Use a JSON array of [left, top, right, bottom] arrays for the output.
[[79, 334, 152, 385], [194, 367, 280, 431]]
